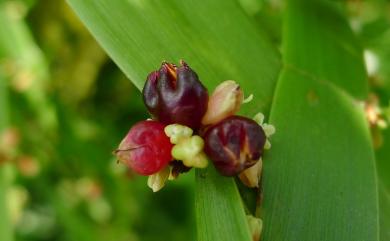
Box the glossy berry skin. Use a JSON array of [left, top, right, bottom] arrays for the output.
[[203, 116, 266, 176], [115, 121, 173, 175], [142, 61, 208, 129]]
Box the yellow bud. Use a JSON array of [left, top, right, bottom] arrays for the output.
[[253, 112, 264, 125], [182, 152, 208, 168], [202, 80, 244, 125], [246, 215, 263, 241], [147, 166, 170, 192], [263, 123, 275, 137], [171, 135, 203, 160], [171, 136, 208, 168], [164, 124, 193, 144], [239, 159, 262, 188]]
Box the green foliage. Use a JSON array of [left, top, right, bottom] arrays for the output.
[[195, 167, 252, 241], [2, 1, 194, 240], [377, 128, 390, 241], [352, 2, 390, 240], [66, 0, 281, 114], [262, 1, 378, 240], [0, 0, 389, 240], [66, 0, 281, 240]]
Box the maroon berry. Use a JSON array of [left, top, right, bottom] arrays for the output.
[[203, 116, 266, 176], [142, 61, 208, 129], [114, 121, 173, 175]]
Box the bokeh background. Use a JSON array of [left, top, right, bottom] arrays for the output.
[[0, 0, 389, 241], [0, 0, 194, 240]]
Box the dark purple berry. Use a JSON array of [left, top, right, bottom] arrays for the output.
[[142, 61, 208, 129], [203, 116, 266, 176]]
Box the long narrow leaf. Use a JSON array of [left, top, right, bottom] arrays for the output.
[[376, 129, 390, 241], [378, 179, 390, 241], [66, 0, 280, 115], [261, 1, 379, 240]]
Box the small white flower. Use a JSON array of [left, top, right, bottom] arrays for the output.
[[264, 140, 272, 150], [253, 112, 275, 150], [253, 112, 264, 125], [262, 123, 275, 137]]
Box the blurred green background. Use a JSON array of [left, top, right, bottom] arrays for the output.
[[0, 0, 389, 241], [0, 0, 195, 240]]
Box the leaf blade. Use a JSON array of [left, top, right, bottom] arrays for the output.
[[67, 0, 280, 115], [261, 1, 379, 240], [195, 168, 252, 241], [282, 1, 368, 99], [66, 1, 281, 240], [376, 128, 390, 241]]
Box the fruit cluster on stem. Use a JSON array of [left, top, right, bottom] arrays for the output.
[[114, 61, 274, 191]]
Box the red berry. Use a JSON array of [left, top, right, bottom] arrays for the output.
[[203, 116, 266, 176], [115, 121, 173, 175]]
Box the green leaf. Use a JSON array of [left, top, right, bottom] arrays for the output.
[[261, 1, 379, 240], [66, 0, 280, 240], [376, 128, 390, 241], [195, 167, 252, 241], [282, 1, 368, 99], [377, 129, 390, 192], [0, 53, 12, 241], [66, 0, 280, 115], [378, 179, 390, 241]]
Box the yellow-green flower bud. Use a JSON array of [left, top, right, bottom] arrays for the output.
[[253, 112, 275, 150], [164, 124, 193, 144], [182, 152, 208, 168], [147, 166, 170, 192], [171, 136, 208, 168], [202, 80, 243, 125], [246, 215, 263, 241], [239, 158, 262, 188]]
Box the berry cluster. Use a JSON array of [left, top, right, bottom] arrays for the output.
[[114, 61, 274, 191]]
